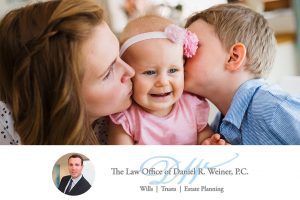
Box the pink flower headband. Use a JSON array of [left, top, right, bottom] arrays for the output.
[[119, 24, 199, 58]]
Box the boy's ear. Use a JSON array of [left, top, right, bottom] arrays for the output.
[[225, 43, 246, 72]]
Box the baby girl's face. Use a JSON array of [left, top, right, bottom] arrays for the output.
[[122, 39, 184, 117]]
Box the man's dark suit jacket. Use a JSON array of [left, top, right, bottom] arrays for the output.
[[58, 175, 91, 196]]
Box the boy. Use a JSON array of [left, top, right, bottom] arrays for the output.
[[184, 4, 300, 144]]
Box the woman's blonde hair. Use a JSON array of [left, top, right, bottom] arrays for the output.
[[0, 0, 104, 144], [186, 4, 276, 77]]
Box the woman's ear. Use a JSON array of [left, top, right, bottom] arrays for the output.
[[225, 43, 246, 72]]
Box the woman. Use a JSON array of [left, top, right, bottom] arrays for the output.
[[0, 0, 134, 144]]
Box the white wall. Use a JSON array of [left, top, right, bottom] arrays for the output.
[[180, 0, 227, 21], [0, 0, 27, 18], [267, 41, 298, 84], [278, 76, 300, 95], [82, 160, 95, 185], [104, 0, 227, 34]]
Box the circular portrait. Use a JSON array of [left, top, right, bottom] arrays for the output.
[[52, 153, 95, 196]]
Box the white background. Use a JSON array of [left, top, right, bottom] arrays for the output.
[[0, 146, 299, 200]]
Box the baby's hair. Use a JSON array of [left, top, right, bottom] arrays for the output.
[[186, 4, 276, 77], [120, 15, 173, 45]]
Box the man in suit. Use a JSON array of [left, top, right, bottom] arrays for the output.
[[58, 154, 91, 196]]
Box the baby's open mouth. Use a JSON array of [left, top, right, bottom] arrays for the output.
[[150, 92, 172, 97]]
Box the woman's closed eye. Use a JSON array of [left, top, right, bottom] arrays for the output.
[[103, 67, 114, 80], [103, 64, 114, 80]]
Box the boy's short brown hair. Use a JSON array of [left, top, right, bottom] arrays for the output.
[[185, 4, 276, 77]]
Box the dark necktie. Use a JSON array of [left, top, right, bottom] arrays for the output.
[[65, 179, 73, 194]]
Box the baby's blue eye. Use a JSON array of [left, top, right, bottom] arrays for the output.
[[143, 70, 156, 75], [169, 68, 178, 73]]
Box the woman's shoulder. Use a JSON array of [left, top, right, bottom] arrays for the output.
[[0, 101, 20, 145]]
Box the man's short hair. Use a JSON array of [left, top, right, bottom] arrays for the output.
[[68, 154, 84, 165]]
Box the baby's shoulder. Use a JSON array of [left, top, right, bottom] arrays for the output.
[[180, 92, 207, 104]]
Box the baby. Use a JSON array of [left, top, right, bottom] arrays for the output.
[[108, 15, 225, 145]]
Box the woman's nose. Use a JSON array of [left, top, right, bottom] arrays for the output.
[[120, 58, 135, 83]]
